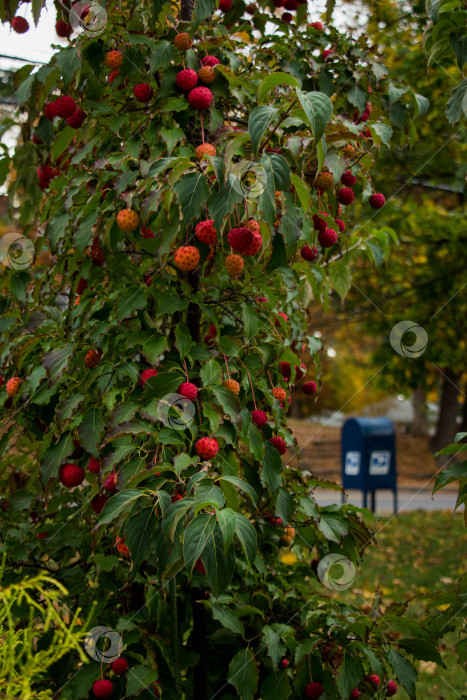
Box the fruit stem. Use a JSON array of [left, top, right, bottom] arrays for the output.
[[222, 352, 231, 379], [239, 359, 257, 410], [183, 358, 189, 381], [200, 114, 205, 142]]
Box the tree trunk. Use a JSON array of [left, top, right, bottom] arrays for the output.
[[411, 387, 428, 436], [181, 0, 193, 21], [459, 384, 467, 434], [429, 368, 461, 457]]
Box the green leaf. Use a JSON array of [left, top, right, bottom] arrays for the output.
[[387, 650, 417, 699], [183, 513, 216, 573], [125, 666, 158, 696], [262, 626, 286, 666], [211, 604, 245, 636], [55, 47, 81, 84], [235, 513, 258, 565], [79, 408, 105, 457], [217, 508, 237, 552], [200, 359, 222, 386], [263, 153, 291, 191], [218, 476, 257, 505], [175, 324, 192, 358], [242, 303, 259, 340], [347, 84, 368, 112], [142, 372, 184, 401], [41, 433, 74, 482], [318, 512, 348, 543], [267, 232, 288, 272], [125, 506, 158, 569], [247, 422, 265, 462], [202, 527, 235, 596], [14, 72, 35, 106], [143, 334, 169, 363], [99, 490, 146, 525], [227, 648, 258, 700], [446, 79, 467, 125], [116, 286, 147, 322], [257, 73, 301, 103], [262, 441, 283, 494], [290, 174, 310, 212], [210, 385, 241, 421], [57, 394, 85, 427], [296, 89, 333, 143], [43, 343, 74, 384], [248, 106, 278, 155], [398, 637, 444, 664], [369, 123, 393, 147], [260, 672, 290, 700], [149, 40, 175, 70], [51, 126, 77, 162], [174, 172, 209, 223], [336, 654, 362, 699], [328, 263, 352, 299], [193, 0, 215, 26], [275, 488, 294, 524]]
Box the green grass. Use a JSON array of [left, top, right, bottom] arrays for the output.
[[340, 511, 467, 699]]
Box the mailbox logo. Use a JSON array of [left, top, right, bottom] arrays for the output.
[[369, 451, 391, 475], [345, 451, 361, 475]]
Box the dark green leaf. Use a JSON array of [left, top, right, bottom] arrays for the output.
[[227, 648, 258, 700]]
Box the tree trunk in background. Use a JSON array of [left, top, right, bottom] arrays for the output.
[[411, 387, 428, 436], [429, 369, 461, 457]]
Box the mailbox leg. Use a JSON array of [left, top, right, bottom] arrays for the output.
[[370, 490, 375, 513], [393, 489, 398, 515], [362, 491, 367, 509]]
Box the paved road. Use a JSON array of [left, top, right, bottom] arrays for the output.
[[314, 488, 461, 513]]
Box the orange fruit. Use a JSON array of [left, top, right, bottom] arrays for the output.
[[116, 209, 139, 232], [105, 50, 123, 69], [342, 143, 356, 158], [174, 246, 200, 271], [6, 377, 21, 397], [195, 143, 216, 160], [316, 170, 334, 191], [174, 32, 192, 50], [224, 378, 240, 395], [225, 254, 244, 278], [272, 387, 287, 403], [198, 66, 215, 84]]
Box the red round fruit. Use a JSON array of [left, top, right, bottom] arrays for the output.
[[369, 193, 385, 209], [54, 96, 77, 118], [227, 227, 253, 252], [295, 362, 307, 380], [133, 83, 153, 103], [91, 495, 109, 514], [195, 220, 217, 245], [112, 657, 129, 675], [281, 11, 292, 21], [44, 102, 57, 119], [188, 87, 213, 110], [305, 682, 324, 699], [141, 226, 154, 239], [60, 463, 85, 488], [279, 658, 289, 668], [104, 473, 118, 493], [11, 16, 29, 33], [67, 109, 86, 128], [87, 457, 101, 474], [273, 0, 284, 6], [350, 691, 360, 699], [85, 349, 102, 368], [301, 244, 318, 262], [241, 230, 262, 256], [201, 55, 221, 67], [340, 170, 357, 186], [195, 437, 219, 459], [269, 436, 287, 455], [194, 558, 206, 574], [386, 680, 397, 697], [276, 312, 287, 326], [56, 20, 72, 37], [367, 675, 380, 688], [278, 362, 291, 380], [309, 21, 323, 30], [312, 212, 328, 231], [92, 680, 114, 698], [176, 69, 198, 91], [251, 410, 268, 427], [335, 218, 345, 232], [318, 228, 338, 247], [140, 368, 158, 386], [322, 49, 333, 61], [284, 0, 298, 8], [338, 187, 355, 205], [303, 381, 317, 395], [179, 382, 198, 401], [108, 70, 119, 85], [219, 0, 232, 10]]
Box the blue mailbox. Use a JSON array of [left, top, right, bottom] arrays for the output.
[[341, 417, 397, 513]]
